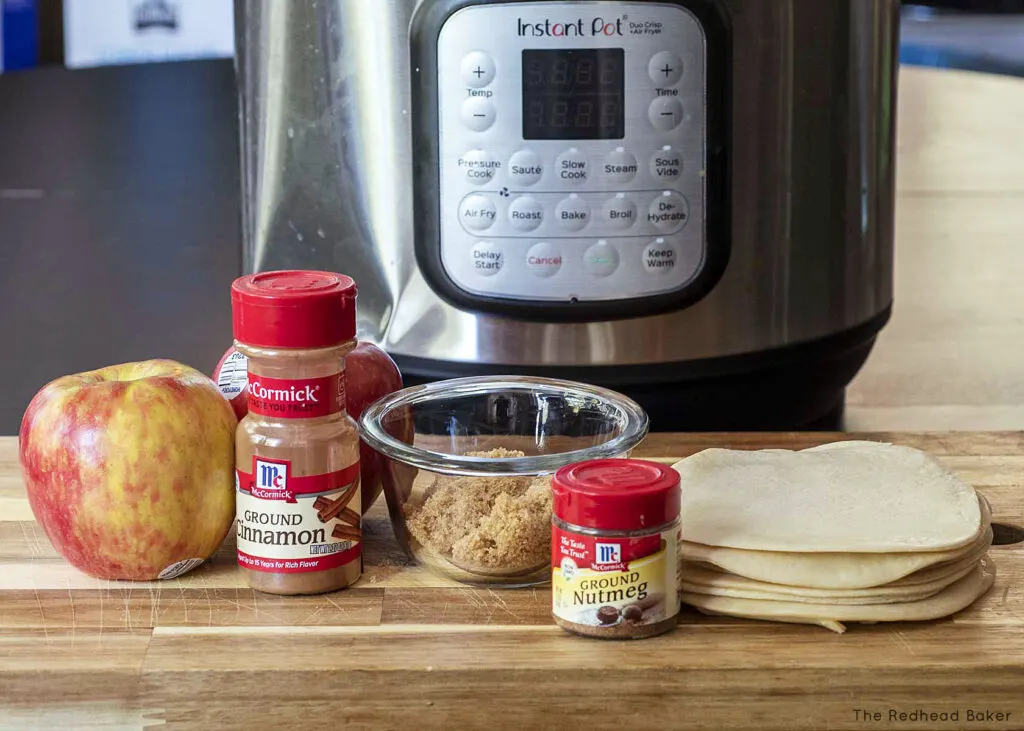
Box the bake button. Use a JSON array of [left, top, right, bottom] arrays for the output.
[[509, 196, 544, 232], [649, 51, 684, 85], [600, 194, 637, 230], [462, 97, 496, 132], [459, 194, 497, 232], [526, 242, 562, 278], [648, 97, 684, 131], [458, 149, 501, 185], [461, 52, 496, 88], [647, 191, 689, 233], [602, 148, 638, 183], [555, 195, 590, 232], [650, 147, 683, 182], [470, 241, 503, 277], [584, 241, 620, 278], [507, 149, 544, 186], [642, 239, 678, 274], [555, 149, 589, 184]]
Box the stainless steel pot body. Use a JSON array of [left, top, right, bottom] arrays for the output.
[[236, 0, 898, 369]]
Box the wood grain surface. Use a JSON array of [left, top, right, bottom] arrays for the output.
[[1, 433, 1023, 731]]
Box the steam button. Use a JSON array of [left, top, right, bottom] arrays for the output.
[[602, 148, 638, 184], [461, 52, 496, 88]]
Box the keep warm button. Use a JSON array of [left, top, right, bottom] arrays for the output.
[[643, 240, 678, 274], [647, 191, 689, 233]]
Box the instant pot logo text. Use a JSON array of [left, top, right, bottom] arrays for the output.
[[517, 16, 624, 37]]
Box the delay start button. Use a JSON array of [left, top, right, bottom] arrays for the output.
[[458, 149, 501, 185], [555, 149, 589, 184], [526, 242, 562, 278], [470, 241, 503, 277], [643, 240, 677, 274]]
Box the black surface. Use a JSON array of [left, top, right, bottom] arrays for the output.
[[395, 307, 891, 432], [0, 60, 241, 433], [410, 0, 732, 323]]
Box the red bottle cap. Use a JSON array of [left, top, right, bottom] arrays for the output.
[[552, 459, 680, 532], [231, 270, 357, 349]]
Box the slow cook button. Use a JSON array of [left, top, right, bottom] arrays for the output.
[[602, 148, 638, 183], [509, 196, 544, 232], [555, 149, 589, 184], [650, 147, 683, 182], [584, 241, 620, 278], [470, 241, 503, 277], [600, 194, 637, 230], [647, 191, 689, 232], [459, 194, 497, 232], [507, 149, 544, 186], [643, 239, 678, 273], [555, 195, 590, 232], [526, 242, 562, 278], [458, 149, 501, 185]]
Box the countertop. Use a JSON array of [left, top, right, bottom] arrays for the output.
[[1, 433, 1022, 730], [2, 64, 1024, 433]]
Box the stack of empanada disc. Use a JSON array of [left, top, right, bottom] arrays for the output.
[[672, 441, 996, 633]]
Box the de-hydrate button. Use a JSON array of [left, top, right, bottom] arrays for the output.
[[526, 242, 562, 278], [470, 241, 504, 277], [647, 191, 689, 233]]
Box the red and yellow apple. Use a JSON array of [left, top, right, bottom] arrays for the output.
[[19, 360, 237, 580], [213, 341, 403, 512]]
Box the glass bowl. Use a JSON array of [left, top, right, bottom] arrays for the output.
[[359, 376, 649, 587]]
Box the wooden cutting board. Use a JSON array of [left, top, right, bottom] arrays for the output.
[[1, 433, 1022, 731]]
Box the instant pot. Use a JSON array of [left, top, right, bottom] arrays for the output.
[[235, 0, 899, 430]]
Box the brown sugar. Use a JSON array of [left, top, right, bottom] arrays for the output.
[[404, 449, 553, 573]]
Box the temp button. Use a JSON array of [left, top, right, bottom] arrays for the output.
[[470, 241, 504, 277]]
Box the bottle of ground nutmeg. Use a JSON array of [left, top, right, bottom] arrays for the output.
[[551, 459, 681, 639], [231, 271, 362, 595]]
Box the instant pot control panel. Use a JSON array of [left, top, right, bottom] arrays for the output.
[[412, 0, 729, 321]]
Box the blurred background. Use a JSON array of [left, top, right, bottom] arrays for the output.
[[1, 0, 1023, 432]]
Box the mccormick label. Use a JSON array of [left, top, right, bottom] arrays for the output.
[[247, 372, 345, 418], [235, 458, 361, 573], [551, 525, 680, 628]]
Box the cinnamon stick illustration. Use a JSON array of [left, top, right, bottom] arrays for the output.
[[313, 482, 359, 523], [331, 524, 362, 542]]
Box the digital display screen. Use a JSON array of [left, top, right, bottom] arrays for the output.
[[522, 49, 625, 140]]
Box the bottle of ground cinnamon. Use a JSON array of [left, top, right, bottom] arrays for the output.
[[231, 271, 362, 595]]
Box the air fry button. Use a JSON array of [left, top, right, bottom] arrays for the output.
[[643, 240, 677, 274], [459, 194, 497, 232], [526, 242, 562, 278], [648, 192, 689, 233]]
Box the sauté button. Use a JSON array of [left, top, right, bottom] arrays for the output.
[[600, 194, 637, 230], [602, 148, 639, 184], [526, 242, 562, 278], [507, 149, 544, 186], [461, 52, 496, 88], [584, 240, 620, 278], [555, 195, 590, 232], [643, 240, 678, 273], [509, 196, 544, 232], [470, 241, 504, 277], [459, 194, 497, 232], [458, 149, 501, 185], [647, 191, 689, 233], [649, 97, 684, 131], [555, 149, 589, 184], [648, 51, 684, 85], [650, 147, 683, 182], [462, 97, 496, 132]]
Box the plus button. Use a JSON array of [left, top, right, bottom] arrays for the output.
[[661, 64, 673, 78], [473, 66, 485, 78]]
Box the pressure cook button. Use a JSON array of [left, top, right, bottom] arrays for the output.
[[509, 196, 544, 232], [470, 241, 504, 277], [650, 147, 683, 182], [526, 242, 562, 278], [649, 51, 684, 85], [648, 97, 684, 131], [461, 52, 496, 88], [458, 149, 501, 185], [459, 194, 497, 232], [642, 239, 678, 274], [507, 149, 544, 186], [602, 148, 638, 183], [647, 191, 690, 233], [462, 97, 496, 132], [555, 195, 590, 232], [600, 194, 637, 230], [584, 240, 620, 278], [555, 149, 589, 184]]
